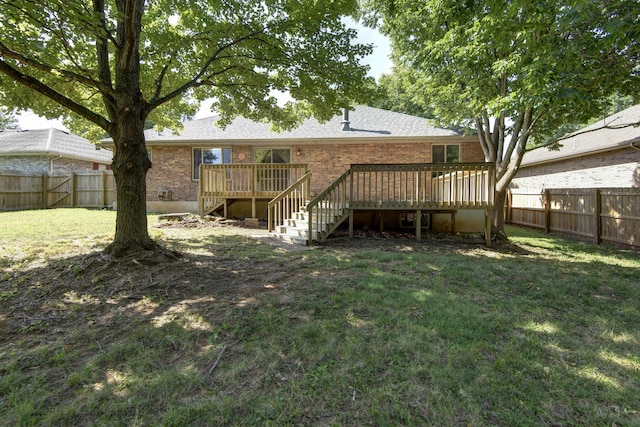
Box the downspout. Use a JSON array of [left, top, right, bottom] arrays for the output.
[[46, 129, 56, 173], [48, 155, 62, 173]]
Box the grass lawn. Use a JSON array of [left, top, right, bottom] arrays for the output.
[[1, 208, 639, 426]]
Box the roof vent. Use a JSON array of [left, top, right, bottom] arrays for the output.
[[341, 108, 350, 132]]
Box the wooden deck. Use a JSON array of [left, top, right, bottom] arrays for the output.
[[198, 163, 308, 217], [199, 162, 496, 244]]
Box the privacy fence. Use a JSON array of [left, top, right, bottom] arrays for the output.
[[507, 188, 639, 249], [0, 171, 115, 212]]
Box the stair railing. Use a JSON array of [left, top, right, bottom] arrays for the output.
[[306, 168, 351, 242], [267, 171, 312, 232]]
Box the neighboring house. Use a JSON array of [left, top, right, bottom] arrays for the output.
[[512, 104, 640, 191], [139, 105, 484, 208], [0, 128, 113, 174]]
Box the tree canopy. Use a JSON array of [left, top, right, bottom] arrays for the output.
[[0, 106, 18, 130], [363, 0, 640, 234], [367, 66, 435, 120], [0, 0, 372, 256]]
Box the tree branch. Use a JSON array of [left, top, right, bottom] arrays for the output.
[[0, 59, 111, 132], [0, 41, 114, 96], [474, 115, 492, 160], [93, 0, 116, 120], [146, 27, 267, 111]]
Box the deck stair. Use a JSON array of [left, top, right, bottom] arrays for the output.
[[271, 206, 314, 245], [271, 201, 348, 245]]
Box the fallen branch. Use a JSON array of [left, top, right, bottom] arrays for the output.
[[207, 342, 232, 374]]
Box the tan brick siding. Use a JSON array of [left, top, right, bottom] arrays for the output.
[[0, 156, 49, 174], [0, 155, 105, 174], [146, 146, 196, 201], [295, 140, 484, 193], [512, 147, 640, 191], [52, 157, 105, 174], [146, 139, 485, 201]]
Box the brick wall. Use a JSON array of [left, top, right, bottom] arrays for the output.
[[512, 147, 640, 191], [146, 139, 485, 201], [0, 156, 101, 174], [292, 139, 484, 193], [146, 146, 196, 201], [51, 157, 104, 174], [0, 156, 49, 174]]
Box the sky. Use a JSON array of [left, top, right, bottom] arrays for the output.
[[16, 23, 392, 130]]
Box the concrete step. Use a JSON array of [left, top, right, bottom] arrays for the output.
[[269, 232, 309, 246], [272, 206, 345, 245]]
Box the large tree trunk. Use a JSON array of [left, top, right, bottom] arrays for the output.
[[492, 188, 508, 237], [106, 99, 154, 257]]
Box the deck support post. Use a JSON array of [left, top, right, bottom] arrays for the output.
[[416, 209, 422, 241], [349, 209, 354, 238], [251, 197, 256, 218], [485, 209, 492, 247]]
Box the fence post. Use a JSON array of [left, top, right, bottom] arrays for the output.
[[594, 188, 601, 244], [101, 171, 107, 208], [544, 189, 551, 233], [42, 173, 49, 209], [70, 172, 76, 208]]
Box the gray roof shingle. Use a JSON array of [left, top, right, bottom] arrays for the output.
[[144, 105, 460, 142], [522, 104, 640, 166], [0, 128, 112, 163]]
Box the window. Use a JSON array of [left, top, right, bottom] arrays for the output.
[[193, 147, 231, 180], [254, 148, 291, 192], [254, 148, 290, 164], [432, 144, 460, 163]]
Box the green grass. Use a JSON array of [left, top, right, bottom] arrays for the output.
[[1, 209, 639, 426]]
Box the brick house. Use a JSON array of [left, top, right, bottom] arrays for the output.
[[512, 104, 640, 191], [0, 128, 113, 174], [137, 106, 489, 233]]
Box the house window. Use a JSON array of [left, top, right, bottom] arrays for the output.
[[254, 148, 291, 192], [254, 148, 291, 164], [193, 147, 231, 180], [433, 144, 460, 163]]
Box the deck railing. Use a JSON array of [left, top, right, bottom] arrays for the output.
[[267, 171, 312, 232], [199, 163, 308, 215], [349, 163, 495, 209], [306, 168, 352, 241], [199, 162, 495, 244]]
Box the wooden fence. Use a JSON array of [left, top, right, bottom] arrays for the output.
[[0, 171, 115, 211], [507, 188, 640, 248]]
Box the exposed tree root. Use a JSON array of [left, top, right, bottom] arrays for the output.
[[105, 239, 180, 259], [76, 240, 182, 273], [482, 226, 509, 243]]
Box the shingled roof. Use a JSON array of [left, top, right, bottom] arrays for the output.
[[0, 128, 112, 163], [143, 105, 461, 143], [522, 104, 640, 166]]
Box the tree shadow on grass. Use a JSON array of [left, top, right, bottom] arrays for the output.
[[1, 233, 639, 426]]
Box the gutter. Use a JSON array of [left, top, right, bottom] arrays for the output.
[[522, 139, 640, 168]]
